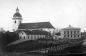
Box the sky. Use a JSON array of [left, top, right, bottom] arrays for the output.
[[0, 0, 86, 32]]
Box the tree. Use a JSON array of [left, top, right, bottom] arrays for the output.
[[4, 32, 19, 44]]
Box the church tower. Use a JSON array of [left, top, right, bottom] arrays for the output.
[[12, 7, 22, 31]]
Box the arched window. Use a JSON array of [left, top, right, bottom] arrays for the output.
[[15, 20, 16, 23], [74, 31, 76, 34], [64, 31, 65, 34]]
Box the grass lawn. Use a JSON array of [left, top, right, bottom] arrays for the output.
[[5, 40, 53, 52], [0, 52, 45, 56], [5, 38, 83, 53]]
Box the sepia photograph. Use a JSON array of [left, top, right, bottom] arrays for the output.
[[0, 0, 86, 56]]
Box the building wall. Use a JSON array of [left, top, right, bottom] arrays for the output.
[[19, 31, 27, 39], [13, 19, 21, 31], [81, 32, 86, 39], [19, 31, 49, 40], [60, 29, 81, 39], [27, 35, 46, 40]]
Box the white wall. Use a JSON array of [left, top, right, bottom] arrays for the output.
[[13, 19, 21, 31], [60, 29, 81, 39], [19, 31, 27, 39]]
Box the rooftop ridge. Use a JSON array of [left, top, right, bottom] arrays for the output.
[[18, 22, 54, 29], [21, 21, 50, 24]]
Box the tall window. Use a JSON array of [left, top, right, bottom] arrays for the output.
[[64, 31, 66, 34], [22, 33, 23, 35], [23, 36, 25, 39], [78, 35, 79, 37], [28, 36, 29, 39], [74, 31, 76, 34], [68, 35, 69, 37], [71, 31, 72, 34], [67, 31, 69, 34]]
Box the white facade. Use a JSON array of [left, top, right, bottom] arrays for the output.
[[60, 25, 81, 39], [12, 7, 22, 31], [19, 31, 48, 40], [19, 31, 27, 39], [13, 18, 22, 31]]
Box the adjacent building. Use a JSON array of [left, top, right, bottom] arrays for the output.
[[81, 31, 86, 39], [60, 25, 81, 39], [18, 30, 51, 40]]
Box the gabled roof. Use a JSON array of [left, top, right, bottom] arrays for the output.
[[18, 22, 54, 29]]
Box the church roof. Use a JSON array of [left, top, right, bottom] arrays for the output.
[[18, 22, 54, 29], [13, 7, 22, 17], [13, 12, 22, 17]]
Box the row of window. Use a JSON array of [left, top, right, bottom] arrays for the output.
[[64, 31, 80, 34], [20, 36, 25, 39], [19, 35, 47, 39], [64, 35, 80, 37]]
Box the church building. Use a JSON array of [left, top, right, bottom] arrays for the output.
[[12, 7, 55, 40]]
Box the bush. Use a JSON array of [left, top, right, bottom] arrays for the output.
[[4, 32, 19, 44]]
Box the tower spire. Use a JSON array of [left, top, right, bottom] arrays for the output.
[[12, 6, 22, 31], [16, 6, 19, 12]]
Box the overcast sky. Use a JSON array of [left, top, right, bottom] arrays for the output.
[[0, 0, 86, 31]]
